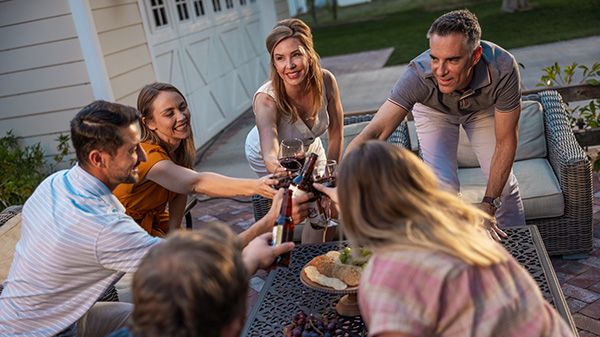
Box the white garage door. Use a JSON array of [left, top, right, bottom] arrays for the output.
[[140, 0, 271, 148]]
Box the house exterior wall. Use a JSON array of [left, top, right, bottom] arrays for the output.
[[0, 0, 281, 161], [0, 0, 95, 158], [90, 0, 156, 107]]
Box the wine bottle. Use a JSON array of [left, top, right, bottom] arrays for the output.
[[272, 188, 295, 268], [289, 153, 328, 229]]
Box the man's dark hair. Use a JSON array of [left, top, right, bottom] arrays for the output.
[[70, 100, 141, 167], [130, 222, 248, 337], [427, 9, 481, 51]]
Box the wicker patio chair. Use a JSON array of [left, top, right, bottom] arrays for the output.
[[524, 90, 593, 257]]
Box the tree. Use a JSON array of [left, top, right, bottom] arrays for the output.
[[502, 0, 530, 13]]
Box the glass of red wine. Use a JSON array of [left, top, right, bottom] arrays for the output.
[[278, 138, 305, 171], [271, 138, 304, 189]]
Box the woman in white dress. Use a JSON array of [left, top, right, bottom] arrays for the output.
[[245, 18, 344, 243]]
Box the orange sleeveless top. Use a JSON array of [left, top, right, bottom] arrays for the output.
[[113, 142, 177, 237]]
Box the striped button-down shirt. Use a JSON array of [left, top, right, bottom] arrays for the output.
[[0, 164, 161, 336]]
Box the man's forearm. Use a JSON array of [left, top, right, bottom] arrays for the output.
[[484, 145, 516, 199]]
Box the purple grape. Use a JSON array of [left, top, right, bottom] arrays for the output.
[[324, 333, 331, 337], [297, 318, 305, 326], [301, 331, 311, 337], [292, 328, 302, 337], [292, 313, 299, 321], [327, 322, 335, 331]]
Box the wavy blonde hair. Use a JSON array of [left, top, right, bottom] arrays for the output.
[[137, 82, 196, 169], [265, 18, 323, 124], [338, 141, 507, 266]]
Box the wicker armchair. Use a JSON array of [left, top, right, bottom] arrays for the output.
[[524, 90, 593, 256]]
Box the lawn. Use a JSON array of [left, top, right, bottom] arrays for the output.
[[298, 0, 600, 66]]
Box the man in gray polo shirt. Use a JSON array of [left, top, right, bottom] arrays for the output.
[[346, 9, 525, 236]]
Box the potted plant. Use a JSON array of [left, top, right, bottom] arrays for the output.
[[534, 62, 600, 171]]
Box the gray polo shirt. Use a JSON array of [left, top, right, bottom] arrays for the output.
[[388, 40, 521, 116]]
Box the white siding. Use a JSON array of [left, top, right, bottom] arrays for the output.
[[90, 0, 156, 103], [0, 0, 93, 162]]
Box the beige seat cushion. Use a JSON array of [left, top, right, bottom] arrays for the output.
[[321, 121, 370, 157], [457, 101, 547, 168], [458, 158, 564, 220], [0, 213, 22, 282]]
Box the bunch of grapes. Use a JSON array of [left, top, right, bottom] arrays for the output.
[[282, 310, 336, 337]]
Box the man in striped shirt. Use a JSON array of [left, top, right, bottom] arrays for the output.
[[0, 100, 293, 337]]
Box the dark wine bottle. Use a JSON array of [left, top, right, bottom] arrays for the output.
[[290, 153, 328, 229], [271, 188, 295, 268]]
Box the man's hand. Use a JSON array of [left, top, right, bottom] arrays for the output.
[[242, 232, 295, 274], [290, 191, 311, 224], [480, 202, 507, 242]]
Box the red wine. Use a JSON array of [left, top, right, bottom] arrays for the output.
[[279, 156, 303, 171]]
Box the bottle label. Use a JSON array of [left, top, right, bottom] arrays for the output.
[[272, 224, 283, 245]]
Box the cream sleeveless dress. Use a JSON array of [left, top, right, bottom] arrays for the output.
[[245, 80, 329, 177]]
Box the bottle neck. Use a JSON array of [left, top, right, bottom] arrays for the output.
[[293, 153, 317, 189]]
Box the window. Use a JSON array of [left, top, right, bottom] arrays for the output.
[[194, 0, 205, 16], [212, 0, 222, 12], [225, 0, 233, 9], [149, 0, 168, 27], [175, 0, 190, 21]]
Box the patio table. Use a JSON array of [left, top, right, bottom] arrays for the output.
[[242, 225, 577, 337]]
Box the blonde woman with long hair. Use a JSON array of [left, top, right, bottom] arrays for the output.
[[315, 141, 573, 337], [245, 18, 344, 243]]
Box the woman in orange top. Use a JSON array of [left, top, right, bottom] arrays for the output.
[[113, 82, 277, 238]]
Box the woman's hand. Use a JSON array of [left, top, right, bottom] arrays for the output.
[[256, 176, 278, 199], [313, 183, 339, 220], [312, 183, 339, 205]]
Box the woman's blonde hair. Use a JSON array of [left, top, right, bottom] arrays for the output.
[[265, 18, 323, 124], [137, 82, 196, 169], [338, 141, 507, 266]]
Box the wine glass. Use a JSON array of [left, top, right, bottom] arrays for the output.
[[278, 138, 305, 172]]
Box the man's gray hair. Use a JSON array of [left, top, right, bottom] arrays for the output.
[[427, 9, 481, 51]]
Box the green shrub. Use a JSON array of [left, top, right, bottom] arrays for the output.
[[536, 61, 600, 129], [0, 131, 73, 209]]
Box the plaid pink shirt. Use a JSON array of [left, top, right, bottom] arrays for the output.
[[359, 248, 574, 336]]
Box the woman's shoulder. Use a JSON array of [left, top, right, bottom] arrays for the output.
[[141, 141, 171, 161], [321, 68, 336, 86]]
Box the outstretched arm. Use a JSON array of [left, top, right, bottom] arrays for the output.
[[482, 105, 521, 215], [323, 70, 344, 163], [254, 93, 281, 174], [145, 160, 277, 199], [344, 100, 408, 156], [238, 188, 312, 247]]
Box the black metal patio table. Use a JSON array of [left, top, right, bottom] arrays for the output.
[[242, 225, 577, 337]]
